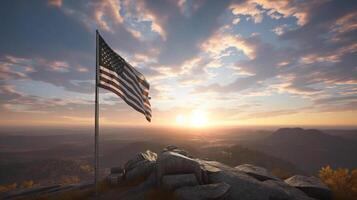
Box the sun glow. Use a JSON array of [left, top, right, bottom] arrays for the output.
[[175, 110, 208, 127]]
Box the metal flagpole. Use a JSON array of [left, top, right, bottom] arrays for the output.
[[95, 30, 100, 198]]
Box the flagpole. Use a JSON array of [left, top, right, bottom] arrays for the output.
[[94, 30, 100, 198]]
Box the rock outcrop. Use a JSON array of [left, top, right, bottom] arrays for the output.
[[157, 151, 207, 184], [285, 175, 332, 200], [162, 174, 198, 190], [108, 145, 332, 200], [174, 182, 231, 200], [123, 150, 157, 182], [235, 164, 280, 181]]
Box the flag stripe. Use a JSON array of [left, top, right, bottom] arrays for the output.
[[99, 76, 152, 117], [99, 80, 149, 117], [99, 66, 150, 108], [123, 67, 149, 92], [100, 69, 151, 110], [100, 66, 149, 99], [122, 70, 149, 98], [125, 63, 150, 88]]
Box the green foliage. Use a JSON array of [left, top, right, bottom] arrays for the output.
[[319, 166, 357, 200]]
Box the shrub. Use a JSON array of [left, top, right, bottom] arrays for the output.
[[0, 182, 17, 193], [20, 180, 35, 189], [319, 166, 357, 200], [59, 176, 80, 185]]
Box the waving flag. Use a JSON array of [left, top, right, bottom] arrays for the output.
[[97, 32, 152, 122]]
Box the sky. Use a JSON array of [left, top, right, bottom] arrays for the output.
[[0, 0, 356, 127]]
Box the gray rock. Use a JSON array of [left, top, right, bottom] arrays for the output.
[[124, 150, 157, 172], [285, 175, 331, 200], [118, 173, 157, 200], [263, 180, 315, 200], [162, 173, 198, 190], [124, 150, 157, 182], [164, 145, 179, 151], [235, 164, 279, 181], [107, 173, 124, 185], [172, 148, 190, 157], [111, 166, 124, 174], [163, 145, 190, 157], [125, 159, 156, 181], [157, 151, 206, 184], [203, 160, 314, 200], [174, 182, 231, 200], [199, 160, 233, 173]]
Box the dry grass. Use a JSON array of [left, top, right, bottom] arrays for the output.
[[319, 166, 357, 200]]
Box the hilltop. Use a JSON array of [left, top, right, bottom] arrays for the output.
[[2, 145, 332, 200]]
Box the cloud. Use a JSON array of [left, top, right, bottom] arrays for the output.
[[1, 0, 356, 125], [196, 33, 295, 93], [1, 55, 93, 94], [314, 95, 357, 105], [0, 82, 93, 115], [230, 0, 327, 26], [0, 63, 27, 80], [330, 12, 357, 39], [271, 24, 290, 36], [230, 1, 263, 23], [48, 0, 62, 7], [201, 30, 256, 59], [153, 0, 232, 66]]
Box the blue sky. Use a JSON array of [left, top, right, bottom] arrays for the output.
[[0, 0, 356, 127]]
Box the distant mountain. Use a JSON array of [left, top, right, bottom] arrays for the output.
[[243, 128, 357, 174], [323, 129, 357, 141]]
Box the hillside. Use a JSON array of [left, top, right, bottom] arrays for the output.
[[201, 145, 303, 178], [243, 128, 357, 173], [0, 139, 301, 187], [2, 146, 333, 200], [0, 159, 93, 185]]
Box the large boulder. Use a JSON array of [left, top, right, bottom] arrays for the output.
[[107, 173, 124, 185], [124, 150, 157, 181], [162, 173, 198, 190], [124, 150, 157, 171], [235, 164, 279, 181], [263, 180, 315, 200], [111, 166, 124, 174], [174, 182, 231, 200], [163, 145, 190, 157], [157, 151, 206, 184], [285, 175, 332, 200], [204, 161, 313, 200], [117, 173, 157, 200]]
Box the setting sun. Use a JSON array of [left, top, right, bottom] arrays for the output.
[[175, 110, 208, 127]]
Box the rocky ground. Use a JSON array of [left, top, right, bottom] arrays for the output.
[[1, 145, 332, 200], [107, 145, 332, 200]]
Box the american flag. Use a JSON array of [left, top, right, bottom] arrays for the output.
[[97, 33, 152, 122]]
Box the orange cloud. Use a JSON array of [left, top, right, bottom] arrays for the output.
[[201, 31, 256, 59]]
